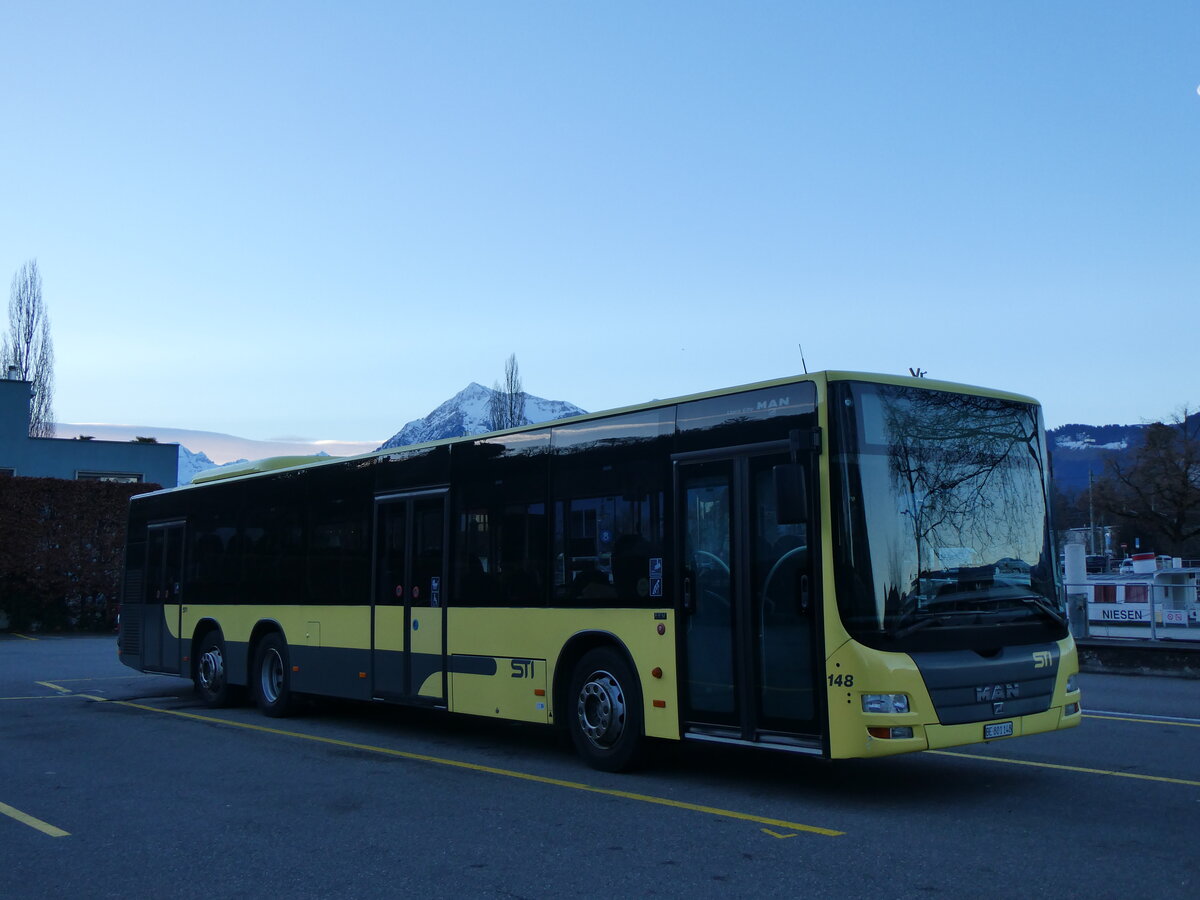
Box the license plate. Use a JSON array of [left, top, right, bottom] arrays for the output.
[[984, 721, 1014, 739]]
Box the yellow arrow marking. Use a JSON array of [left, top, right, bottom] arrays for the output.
[[0, 801, 69, 837]]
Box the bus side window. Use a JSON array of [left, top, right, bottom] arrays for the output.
[[455, 508, 498, 606], [451, 432, 550, 609], [308, 476, 369, 605], [553, 468, 666, 608], [454, 501, 547, 607]]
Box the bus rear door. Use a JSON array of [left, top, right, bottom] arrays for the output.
[[143, 520, 185, 674]]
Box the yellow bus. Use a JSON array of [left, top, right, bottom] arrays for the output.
[[117, 371, 1080, 770]]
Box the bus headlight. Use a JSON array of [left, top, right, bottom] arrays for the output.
[[1066, 674, 1078, 693], [862, 694, 910, 714]]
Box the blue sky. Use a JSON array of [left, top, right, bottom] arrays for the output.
[[2, 2, 1196, 441]]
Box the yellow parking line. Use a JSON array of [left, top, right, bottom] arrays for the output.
[[929, 749, 1200, 787], [1083, 713, 1200, 729], [10, 633, 38, 641], [0, 801, 69, 837], [0, 695, 76, 701], [93, 697, 844, 837], [35, 682, 71, 694]]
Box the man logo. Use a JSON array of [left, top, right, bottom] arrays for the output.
[[1033, 651, 1052, 669], [976, 683, 1019, 702]]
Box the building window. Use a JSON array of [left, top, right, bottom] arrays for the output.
[[76, 471, 143, 483]]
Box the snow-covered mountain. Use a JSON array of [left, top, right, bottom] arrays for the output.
[[62, 386, 585, 486], [379, 383, 586, 450], [57, 423, 378, 468], [1048, 423, 1145, 492], [177, 446, 245, 486]]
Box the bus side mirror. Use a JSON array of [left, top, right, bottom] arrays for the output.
[[774, 464, 807, 525]]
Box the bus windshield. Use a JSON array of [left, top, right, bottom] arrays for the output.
[[831, 381, 1066, 652]]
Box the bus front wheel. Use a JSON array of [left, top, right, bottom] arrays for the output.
[[252, 633, 297, 718], [568, 647, 645, 772]]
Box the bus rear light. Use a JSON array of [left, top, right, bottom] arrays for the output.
[[868, 726, 915, 740], [534, 689, 546, 696], [1065, 703, 1080, 716]]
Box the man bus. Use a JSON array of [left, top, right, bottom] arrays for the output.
[[117, 371, 1080, 770]]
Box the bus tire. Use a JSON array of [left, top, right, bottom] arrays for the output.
[[252, 633, 297, 718], [195, 630, 237, 708], [568, 647, 645, 772]]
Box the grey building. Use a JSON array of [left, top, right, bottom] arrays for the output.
[[0, 375, 178, 487]]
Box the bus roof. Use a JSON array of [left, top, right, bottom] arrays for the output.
[[167, 370, 1041, 490]]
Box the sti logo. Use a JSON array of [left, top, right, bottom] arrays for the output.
[[1032, 651, 1052, 669]]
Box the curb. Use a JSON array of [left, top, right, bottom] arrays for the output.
[[1077, 640, 1200, 679]]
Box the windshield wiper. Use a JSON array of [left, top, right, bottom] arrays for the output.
[[1014, 594, 1068, 628], [891, 607, 992, 639], [890, 605, 1022, 640], [891, 614, 945, 640]]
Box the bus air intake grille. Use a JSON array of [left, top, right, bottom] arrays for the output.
[[122, 569, 144, 606], [909, 644, 1060, 726], [120, 615, 142, 655]]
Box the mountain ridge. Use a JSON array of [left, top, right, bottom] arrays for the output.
[[378, 383, 586, 450], [1046, 411, 1200, 492], [68, 396, 1188, 494]]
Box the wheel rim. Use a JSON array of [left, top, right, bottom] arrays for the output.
[[576, 669, 626, 750], [260, 647, 285, 704], [198, 644, 225, 694]]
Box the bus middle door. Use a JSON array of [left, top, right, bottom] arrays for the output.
[[372, 491, 447, 705]]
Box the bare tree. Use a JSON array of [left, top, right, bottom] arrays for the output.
[[883, 389, 1045, 578], [488, 353, 526, 432], [1094, 408, 1200, 557], [3, 259, 55, 437]]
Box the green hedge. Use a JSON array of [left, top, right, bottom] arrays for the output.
[[0, 477, 160, 632]]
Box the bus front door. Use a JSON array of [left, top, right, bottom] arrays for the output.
[[372, 491, 448, 705], [676, 449, 822, 748], [143, 521, 184, 674]]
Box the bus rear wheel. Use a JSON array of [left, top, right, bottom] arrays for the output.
[[195, 631, 236, 708], [568, 647, 645, 772], [252, 633, 297, 718]]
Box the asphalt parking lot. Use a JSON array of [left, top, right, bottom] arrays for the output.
[[2, 634, 1198, 898]]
